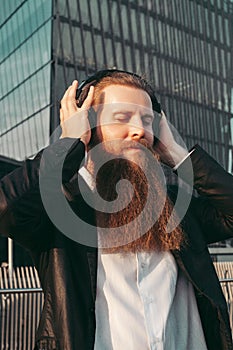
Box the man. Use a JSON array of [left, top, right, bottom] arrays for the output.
[[0, 69, 233, 349]]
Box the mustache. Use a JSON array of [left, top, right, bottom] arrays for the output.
[[116, 138, 157, 156], [122, 138, 151, 149], [123, 139, 149, 149], [121, 139, 160, 162]]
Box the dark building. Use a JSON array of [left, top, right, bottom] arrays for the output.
[[0, 0, 233, 265], [51, 0, 233, 169]]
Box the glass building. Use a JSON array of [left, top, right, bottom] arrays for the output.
[[0, 0, 232, 168], [0, 0, 52, 161], [52, 0, 233, 171]]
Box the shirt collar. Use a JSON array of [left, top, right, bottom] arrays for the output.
[[78, 166, 96, 192]]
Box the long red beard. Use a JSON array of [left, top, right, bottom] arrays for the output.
[[92, 140, 185, 254]]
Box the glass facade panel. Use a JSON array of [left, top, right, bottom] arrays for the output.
[[211, 12, 217, 41], [0, 0, 51, 60], [0, 0, 52, 160], [0, 108, 50, 159], [0, 0, 232, 169], [121, 5, 129, 41]]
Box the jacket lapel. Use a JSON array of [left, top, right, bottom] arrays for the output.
[[87, 250, 98, 301]]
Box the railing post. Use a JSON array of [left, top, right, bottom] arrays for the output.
[[8, 238, 13, 285]]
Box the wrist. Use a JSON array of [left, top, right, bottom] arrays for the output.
[[171, 145, 189, 166], [164, 145, 188, 168]]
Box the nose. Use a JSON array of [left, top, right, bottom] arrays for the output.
[[128, 116, 145, 140]]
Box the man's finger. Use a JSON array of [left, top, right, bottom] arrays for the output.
[[60, 108, 64, 123], [67, 80, 78, 100], [60, 80, 78, 106], [60, 85, 73, 109], [82, 86, 94, 110]]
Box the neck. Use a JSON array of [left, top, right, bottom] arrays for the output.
[[85, 153, 95, 176]]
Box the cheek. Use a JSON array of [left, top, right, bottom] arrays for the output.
[[100, 125, 127, 141], [145, 130, 154, 147]]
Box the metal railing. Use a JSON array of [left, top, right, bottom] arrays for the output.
[[0, 266, 44, 350], [1, 264, 233, 349], [214, 262, 233, 331], [0, 288, 42, 294]]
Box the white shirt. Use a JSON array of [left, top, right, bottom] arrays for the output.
[[94, 251, 207, 350], [79, 166, 207, 350]]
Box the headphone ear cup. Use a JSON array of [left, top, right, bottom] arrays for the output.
[[76, 89, 88, 108], [88, 107, 97, 131], [152, 113, 161, 145], [76, 82, 92, 107]]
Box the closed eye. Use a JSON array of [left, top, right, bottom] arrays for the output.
[[113, 113, 131, 122], [112, 112, 154, 125], [142, 115, 154, 126]]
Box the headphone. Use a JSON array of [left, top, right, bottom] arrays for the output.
[[75, 69, 162, 140]]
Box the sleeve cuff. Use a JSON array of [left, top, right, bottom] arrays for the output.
[[173, 148, 196, 171]]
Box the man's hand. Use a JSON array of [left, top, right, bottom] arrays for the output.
[[154, 111, 188, 168], [60, 80, 94, 146]]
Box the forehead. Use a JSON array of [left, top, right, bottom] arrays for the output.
[[100, 85, 153, 110]]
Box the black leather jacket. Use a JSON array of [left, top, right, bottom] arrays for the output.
[[0, 138, 233, 350]]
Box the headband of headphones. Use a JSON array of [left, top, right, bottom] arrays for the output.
[[75, 69, 161, 113]]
